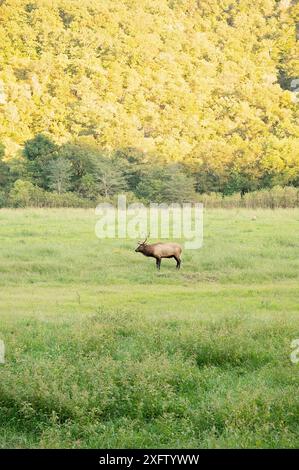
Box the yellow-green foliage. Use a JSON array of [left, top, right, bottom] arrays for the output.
[[0, 0, 298, 182], [199, 185, 299, 208]]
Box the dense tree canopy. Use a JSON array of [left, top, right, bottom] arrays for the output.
[[0, 0, 298, 196]]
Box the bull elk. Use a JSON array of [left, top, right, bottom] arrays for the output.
[[135, 236, 182, 270]]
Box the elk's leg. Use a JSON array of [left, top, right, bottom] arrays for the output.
[[156, 258, 161, 270], [174, 256, 181, 269]]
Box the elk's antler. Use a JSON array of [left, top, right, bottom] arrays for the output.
[[137, 233, 150, 245], [143, 233, 150, 244]]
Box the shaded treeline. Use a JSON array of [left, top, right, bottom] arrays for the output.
[[0, 134, 299, 208]]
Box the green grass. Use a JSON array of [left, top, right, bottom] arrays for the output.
[[0, 208, 299, 448]]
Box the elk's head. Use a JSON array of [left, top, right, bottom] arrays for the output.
[[135, 236, 148, 253]]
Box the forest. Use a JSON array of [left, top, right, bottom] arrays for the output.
[[0, 0, 298, 206]]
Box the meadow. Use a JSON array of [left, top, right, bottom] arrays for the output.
[[0, 208, 299, 448]]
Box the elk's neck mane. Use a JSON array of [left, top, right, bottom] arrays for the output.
[[142, 244, 155, 256]]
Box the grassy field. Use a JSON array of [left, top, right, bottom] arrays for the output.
[[0, 208, 299, 448]]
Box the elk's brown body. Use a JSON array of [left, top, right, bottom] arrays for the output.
[[135, 237, 182, 270]]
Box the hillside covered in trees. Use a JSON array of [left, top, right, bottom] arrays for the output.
[[0, 0, 298, 203]]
